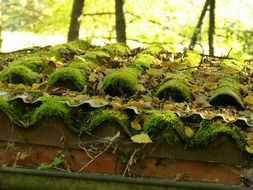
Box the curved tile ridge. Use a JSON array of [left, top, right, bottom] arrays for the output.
[[188, 120, 246, 151], [155, 77, 192, 102], [81, 109, 131, 136], [48, 67, 86, 91], [103, 67, 140, 97], [210, 77, 244, 109]]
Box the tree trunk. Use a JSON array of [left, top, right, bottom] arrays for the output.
[[189, 0, 209, 49], [67, 0, 85, 42], [208, 0, 215, 56], [115, 0, 126, 43], [0, 0, 2, 50]]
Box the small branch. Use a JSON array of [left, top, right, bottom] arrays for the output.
[[123, 144, 145, 176], [83, 12, 115, 16], [76, 131, 120, 173]]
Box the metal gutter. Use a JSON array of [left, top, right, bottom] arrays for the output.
[[0, 167, 244, 190]]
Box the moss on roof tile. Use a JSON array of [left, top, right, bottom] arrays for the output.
[[129, 53, 159, 70], [103, 67, 140, 97], [100, 43, 129, 56], [0, 65, 40, 85], [83, 109, 131, 136], [48, 67, 86, 91], [188, 121, 246, 151], [210, 77, 244, 108], [155, 78, 192, 102], [143, 110, 187, 144]]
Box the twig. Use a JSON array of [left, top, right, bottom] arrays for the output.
[[226, 48, 233, 58], [123, 144, 145, 176], [76, 131, 120, 173], [83, 12, 115, 16]]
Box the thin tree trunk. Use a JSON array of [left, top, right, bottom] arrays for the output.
[[67, 0, 85, 42], [189, 0, 209, 49], [208, 0, 215, 55], [115, 0, 126, 43], [0, 0, 2, 50]]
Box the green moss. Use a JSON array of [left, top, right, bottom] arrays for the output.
[[83, 109, 131, 136], [183, 50, 202, 67], [10, 56, 47, 72], [69, 55, 98, 72], [210, 77, 244, 108], [66, 40, 90, 51], [103, 67, 140, 97], [100, 43, 129, 56], [155, 78, 192, 102], [31, 96, 71, 125], [129, 53, 159, 70], [188, 121, 246, 151], [143, 110, 187, 144], [142, 45, 165, 57], [48, 67, 86, 91], [82, 50, 111, 65], [0, 65, 40, 85]]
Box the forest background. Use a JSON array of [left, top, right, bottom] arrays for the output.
[[0, 0, 253, 58]]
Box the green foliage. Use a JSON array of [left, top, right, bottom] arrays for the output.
[[103, 67, 140, 97], [37, 157, 63, 170], [48, 67, 86, 91], [142, 45, 165, 57]]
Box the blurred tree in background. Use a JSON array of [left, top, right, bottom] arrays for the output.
[[0, 0, 253, 57]]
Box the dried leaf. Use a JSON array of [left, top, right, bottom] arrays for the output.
[[244, 96, 253, 105], [131, 133, 152, 144], [246, 146, 253, 154], [131, 117, 142, 130], [184, 126, 194, 138]]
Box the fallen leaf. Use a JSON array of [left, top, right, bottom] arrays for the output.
[[131, 133, 152, 144], [244, 96, 253, 105], [246, 146, 253, 154], [131, 117, 142, 130], [184, 126, 194, 138]]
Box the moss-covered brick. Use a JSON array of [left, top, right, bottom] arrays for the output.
[[69, 55, 99, 73], [48, 67, 86, 91], [129, 53, 159, 70], [0, 65, 40, 85], [103, 67, 140, 97], [209, 77, 244, 108], [188, 121, 246, 151], [142, 45, 165, 57], [82, 109, 131, 136], [155, 78, 192, 102], [100, 43, 129, 56], [143, 110, 187, 144], [31, 96, 71, 126], [66, 40, 90, 51]]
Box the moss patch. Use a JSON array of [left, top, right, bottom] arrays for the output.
[[143, 110, 187, 144], [83, 109, 131, 136], [10, 56, 47, 73], [142, 45, 165, 57], [31, 96, 71, 126], [129, 53, 159, 70], [82, 50, 111, 65], [209, 77, 244, 108], [103, 67, 140, 97], [0, 65, 40, 85], [155, 78, 192, 102], [48, 67, 86, 91], [100, 43, 129, 56], [188, 121, 246, 151]]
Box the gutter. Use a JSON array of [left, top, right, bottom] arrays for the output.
[[0, 167, 244, 190]]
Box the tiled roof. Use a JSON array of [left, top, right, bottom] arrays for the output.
[[0, 40, 253, 186]]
